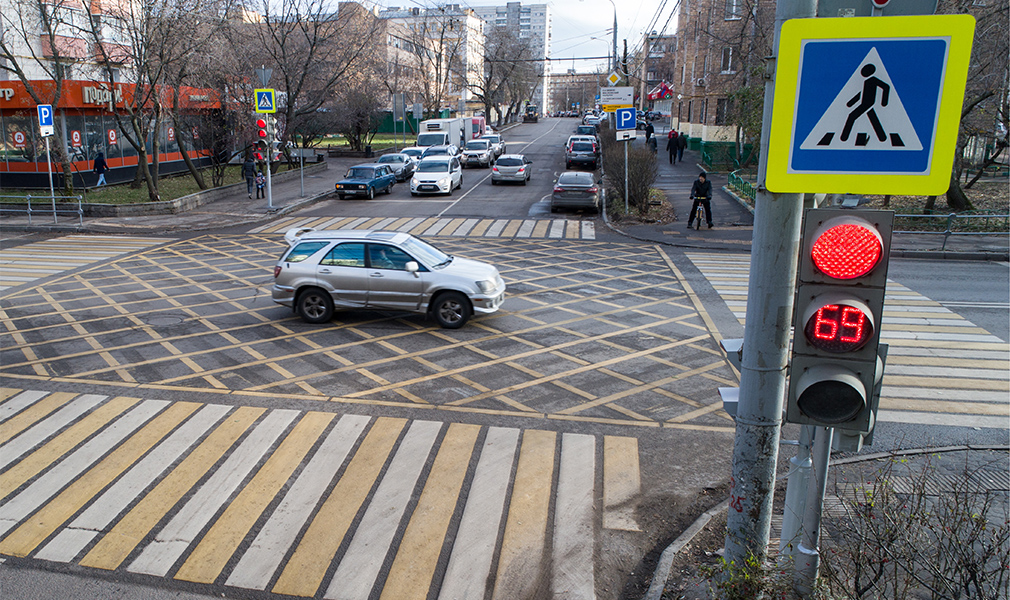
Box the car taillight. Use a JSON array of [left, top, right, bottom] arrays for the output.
[[273, 265, 282, 278], [517, 167, 525, 172], [554, 187, 565, 193], [587, 186, 598, 193], [492, 166, 499, 172]]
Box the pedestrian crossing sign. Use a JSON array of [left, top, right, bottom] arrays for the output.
[[766, 15, 975, 195], [254, 89, 276, 114]]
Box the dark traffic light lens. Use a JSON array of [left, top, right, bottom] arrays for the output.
[[811, 223, 882, 279], [797, 380, 864, 423], [804, 303, 874, 352]]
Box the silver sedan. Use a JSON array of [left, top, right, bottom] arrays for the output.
[[490, 154, 532, 185]]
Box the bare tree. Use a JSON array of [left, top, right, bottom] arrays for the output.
[[0, 0, 81, 193], [402, 7, 470, 115], [467, 26, 534, 126]]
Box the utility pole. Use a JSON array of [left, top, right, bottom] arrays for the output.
[[723, 0, 816, 566]]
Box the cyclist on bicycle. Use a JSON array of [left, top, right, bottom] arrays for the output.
[[688, 172, 714, 229]]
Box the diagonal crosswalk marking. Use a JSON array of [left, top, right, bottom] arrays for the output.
[[248, 216, 597, 239]]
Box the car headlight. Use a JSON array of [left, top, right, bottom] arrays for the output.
[[438, 177, 450, 186], [476, 279, 496, 294]]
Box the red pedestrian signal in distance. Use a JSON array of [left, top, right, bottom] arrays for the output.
[[787, 208, 893, 438], [256, 118, 268, 139]]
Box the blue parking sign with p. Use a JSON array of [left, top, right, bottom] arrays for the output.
[[616, 107, 636, 130], [37, 104, 54, 137]]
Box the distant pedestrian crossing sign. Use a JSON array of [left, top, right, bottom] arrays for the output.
[[766, 15, 975, 195], [254, 89, 276, 114]]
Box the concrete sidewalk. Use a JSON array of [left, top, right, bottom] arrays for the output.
[[607, 129, 1009, 260]]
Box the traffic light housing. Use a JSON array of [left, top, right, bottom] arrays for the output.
[[787, 208, 893, 437]]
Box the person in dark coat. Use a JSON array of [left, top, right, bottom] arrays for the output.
[[93, 152, 108, 186], [644, 121, 655, 142], [666, 131, 678, 164], [242, 156, 257, 199], [677, 132, 687, 162], [688, 172, 714, 228]]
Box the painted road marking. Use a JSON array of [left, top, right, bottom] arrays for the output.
[[0, 235, 164, 292], [249, 216, 597, 239], [687, 253, 1009, 429], [0, 390, 642, 599]]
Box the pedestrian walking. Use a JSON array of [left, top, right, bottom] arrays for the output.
[[255, 170, 266, 199], [688, 172, 714, 229], [647, 136, 657, 154], [644, 121, 655, 142], [667, 131, 678, 164], [677, 132, 687, 162], [93, 152, 108, 187], [242, 156, 257, 199]]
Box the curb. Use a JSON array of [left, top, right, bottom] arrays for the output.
[[641, 444, 1010, 599]]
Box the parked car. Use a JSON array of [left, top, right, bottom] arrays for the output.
[[421, 144, 459, 158], [461, 139, 494, 168], [490, 154, 532, 185], [375, 153, 416, 181], [576, 124, 599, 139], [565, 140, 598, 170], [410, 156, 463, 196], [272, 228, 506, 329], [551, 172, 600, 213], [334, 164, 396, 200], [479, 134, 506, 158], [566, 135, 599, 157]]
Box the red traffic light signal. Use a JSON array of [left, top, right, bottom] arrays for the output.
[[256, 117, 268, 140], [787, 208, 893, 436]]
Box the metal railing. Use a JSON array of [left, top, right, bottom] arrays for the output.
[[0, 194, 84, 226], [894, 211, 1010, 250], [728, 169, 757, 201]]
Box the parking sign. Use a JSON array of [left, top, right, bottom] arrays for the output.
[[37, 104, 54, 137]]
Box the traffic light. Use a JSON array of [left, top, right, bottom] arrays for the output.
[[787, 208, 893, 439]]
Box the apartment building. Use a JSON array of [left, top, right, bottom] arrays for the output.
[[470, 2, 551, 113]]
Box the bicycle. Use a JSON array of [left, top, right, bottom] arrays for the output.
[[690, 196, 708, 230]]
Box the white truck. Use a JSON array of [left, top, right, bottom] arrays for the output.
[[416, 117, 467, 149]]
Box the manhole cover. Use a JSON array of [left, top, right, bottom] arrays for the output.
[[143, 315, 186, 326]]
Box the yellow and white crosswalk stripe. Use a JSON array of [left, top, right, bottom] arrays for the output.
[[0, 389, 639, 599], [249, 216, 597, 239], [687, 253, 1010, 430], [0, 235, 165, 292]]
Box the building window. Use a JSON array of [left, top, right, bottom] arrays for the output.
[[715, 98, 730, 125], [701, 99, 708, 123], [721, 47, 734, 73], [725, 0, 743, 19]]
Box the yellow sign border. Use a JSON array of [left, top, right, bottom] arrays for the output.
[[766, 15, 975, 195], [254, 89, 276, 114]]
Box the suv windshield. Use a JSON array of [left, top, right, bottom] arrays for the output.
[[577, 126, 596, 135], [377, 155, 403, 163], [401, 236, 451, 267], [417, 161, 449, 173], [464, 141, 488, 150]]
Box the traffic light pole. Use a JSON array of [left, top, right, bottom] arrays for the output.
[[723, 0, 816, 567]]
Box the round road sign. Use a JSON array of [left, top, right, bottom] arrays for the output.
[[13, 131, 26, 148]]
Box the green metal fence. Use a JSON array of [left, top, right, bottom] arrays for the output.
[[728, 169, 756, 202]]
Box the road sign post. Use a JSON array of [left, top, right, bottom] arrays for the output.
[[37, 104, 56, 218], [615, 107, 637, 212]]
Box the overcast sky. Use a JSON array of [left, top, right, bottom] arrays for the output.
[[374, 0, 680, 74]]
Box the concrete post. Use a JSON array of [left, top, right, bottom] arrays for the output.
[[723, 0, 816, 566], [794, 426, 833, 595]]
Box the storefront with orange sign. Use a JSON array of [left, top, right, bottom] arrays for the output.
[[0, 80, 220, 188]]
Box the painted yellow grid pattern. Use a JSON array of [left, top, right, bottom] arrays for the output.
[[1, 237, 737, 430]]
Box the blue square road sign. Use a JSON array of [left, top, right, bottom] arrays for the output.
[[615, 107, 636, 131]]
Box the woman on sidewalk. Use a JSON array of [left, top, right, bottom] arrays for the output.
[[242, 156, 257, 199]]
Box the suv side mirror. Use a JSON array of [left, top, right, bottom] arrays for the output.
[[405, 261, 419, 273]]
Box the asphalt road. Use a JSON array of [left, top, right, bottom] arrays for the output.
[[0, 118, 1005, 600]]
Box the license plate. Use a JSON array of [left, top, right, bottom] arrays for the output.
[[420, 185, 437, 191]]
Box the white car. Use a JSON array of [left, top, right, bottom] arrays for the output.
[[479, 134, 506, 158], [410, 156, 463, 196]]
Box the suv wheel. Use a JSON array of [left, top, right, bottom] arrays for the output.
[[297, 288, 334, 324], [432, 292, 471, 329]]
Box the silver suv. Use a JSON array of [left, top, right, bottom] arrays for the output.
[[272, 228, 506, 329]]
